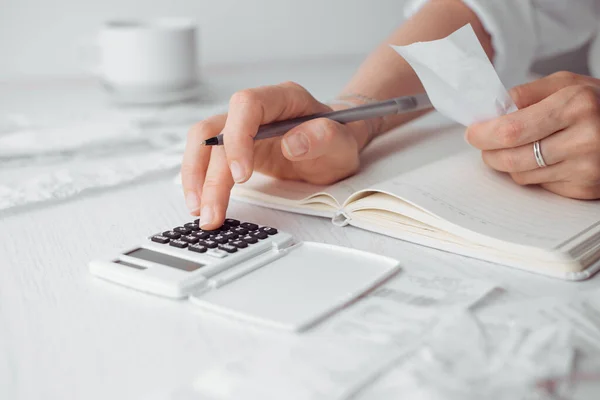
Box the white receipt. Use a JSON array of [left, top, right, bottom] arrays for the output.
[[314, 271, 496, 346], [391, 24, 517, 126]]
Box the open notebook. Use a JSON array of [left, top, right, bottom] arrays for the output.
[[231, 113, 600, 280]]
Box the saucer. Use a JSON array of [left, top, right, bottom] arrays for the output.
[[103, 81, 204, 106]]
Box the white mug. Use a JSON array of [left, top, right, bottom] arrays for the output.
[[94, 18, 200, 104]]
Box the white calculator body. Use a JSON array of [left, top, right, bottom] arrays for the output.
[[90, 218, 401, 331]]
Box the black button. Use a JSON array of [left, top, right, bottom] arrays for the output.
[[198, 239, 218, 249], [252, 231, 268, 240], [163, 231, 181, 239], [181, 235, 199, 244], [233, 227, 248, 235], [241, 222, 259, 231], [184, 222, 200, 231], [194, 219, 200, 224], [260, 226, 278, 235], [169, 239, 188, 248], [222, 231, 237, 240], [212, 235, 228, 244], [151, 235, 170, 244], [174, 226, 191, 235], [230, 240, 248, 249], [218, 244, 238, 253], [224, 218, 240, 227], [188, 244, 207, 253], [193, 231, 211, 239], [241, 235, 258, 244]]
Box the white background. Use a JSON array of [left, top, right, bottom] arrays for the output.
[[0, 0, 591, 81], [0, 0, 408, 78]]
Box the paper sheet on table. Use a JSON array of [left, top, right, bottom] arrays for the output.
[[358, 310, 576, 400], [480, 289, 600, 355], [391, 24, 517, 126], [0, 103, 226, 160], [188, 337, 402, 400], [314, 271, 496, 346]]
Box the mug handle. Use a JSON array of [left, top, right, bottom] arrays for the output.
[[76, 37, 102, 76]]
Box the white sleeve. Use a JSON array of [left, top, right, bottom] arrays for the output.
[[404, 0, 599, 86]]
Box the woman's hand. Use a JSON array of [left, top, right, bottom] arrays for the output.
[[181, 81, 368, 229], [466, 72, 600, 200]]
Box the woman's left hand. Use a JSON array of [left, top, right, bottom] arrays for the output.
[[465, 71, 600, 200]]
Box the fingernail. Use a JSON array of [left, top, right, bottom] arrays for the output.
[[185, 191, 200, 212], [230, 160, 245, 183], [199, 206, 214, 228], [283, 132, 309, 157]]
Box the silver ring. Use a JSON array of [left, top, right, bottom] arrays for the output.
[[533, 140, 547, 168]]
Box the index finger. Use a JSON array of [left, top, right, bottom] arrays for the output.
[[181, 114, 227, 215]]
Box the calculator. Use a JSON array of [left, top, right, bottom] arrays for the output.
[[90, 217, 401, 331], [90, 218, 294, 298]]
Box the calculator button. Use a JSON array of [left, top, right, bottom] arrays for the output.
[[212, 235, 228, 244], [252, 231, 269, 240], [259, 226, 278, 235], [230, 240, 248, 249], [188, 244, 207, 253], [181, 235, 199, 244], [241, 235, 258, 244], [163, 231, 181, 240], [222, 231, 237, 240], [207, 249, 228, 258], [218, 244, 238, 253], [184, 222, 200, 231], [241, 222, 259, 231], [232, 227, 248, 235], [224, 218, 240, 227], [151, 235, 170, 244], [198, 239, 218, 249], [169, 239, 188, 249], [193, 231, 211, 239], [174, 226, 192, 235]]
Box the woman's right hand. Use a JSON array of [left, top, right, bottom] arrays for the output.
[[181, 81, 370, 229]]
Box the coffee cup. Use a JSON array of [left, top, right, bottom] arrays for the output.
[[89, 18, 200, 104]]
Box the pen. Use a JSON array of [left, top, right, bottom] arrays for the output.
[[201, 93, 433, 146]]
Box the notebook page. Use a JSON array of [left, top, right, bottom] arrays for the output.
[[369, 151, 600, 251], [232, 113, 469, 207]]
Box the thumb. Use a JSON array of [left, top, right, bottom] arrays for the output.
[[280, 118, 357, 162]]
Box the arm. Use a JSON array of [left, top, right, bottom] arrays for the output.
[[336, 0, 494, 150]]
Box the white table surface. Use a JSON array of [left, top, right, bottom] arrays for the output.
[[2, 58, 600, 400]]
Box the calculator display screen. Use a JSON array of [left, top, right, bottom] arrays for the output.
[[124, 248, 205, 272]]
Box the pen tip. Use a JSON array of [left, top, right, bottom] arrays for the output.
[[203, 137, 220, 146]]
